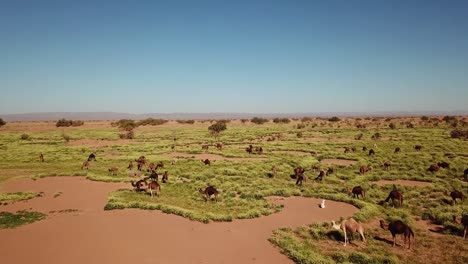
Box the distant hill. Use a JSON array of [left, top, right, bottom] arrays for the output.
[[1, 111, 467, 122]]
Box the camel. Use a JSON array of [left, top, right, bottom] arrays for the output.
[[146, 171, 158, 182], [216, 143, 223, 150], [127, 161, 134, 170], [199, 186, 219, 201], [162, 171, 168, 183], [369, 149, 375, 156], [147, 162, 156, 172], [327, 167, 335, 175], [437, 161, 450, 169], [414, 145, 423, 151], [131, 179, 148, 192], [359, 165, 373, 174], [147, 180, 161, 197], [268, 166, 277, 178], [362, 146, 367, 151], [452, 215, 468, 239], [384, 189, 403, 207], [156, 161, 164, 170], [380, 220, 414, 249], [428, 164, 440, 173], [315, 170, 326, 181], [246, 145, 253, 154], [465, 168, 468, 181], [39, 153, 44, 162], [171, 145, 175, 150], [88, 153, 96, 161], [171, 159, 177, 166], [450, 190, 465, 205], [350, 186, 365, 199], [382, 161, 391, 170], [351, 147, 356, 152], [81, 160, 90, 170], [344, 147, 351, 153], [394, 147, 401, 153], [202, 159, 211, 166], [108, 167, 118, 175], [312, 164, 321, 172], [331, 218, 366, 246], [202, 144, 209, 151], [136, 156, 147, 171]]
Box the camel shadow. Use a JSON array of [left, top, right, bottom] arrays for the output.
[[373, 235, 395, 246]]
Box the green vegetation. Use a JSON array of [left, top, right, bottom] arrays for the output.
[[251, 117, 269, 124], [208, 120, 227, 135], [0, 192, 41, 203], [0, 211, 46, 229], [0, 117, 467, 262]]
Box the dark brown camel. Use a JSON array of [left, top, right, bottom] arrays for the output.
[[39, 153, 44, 162], [131, 179, 148, 192], [350, 186, 365, 199], [156, 161, 164, 170], [136, 156, 147, 171], [87, 153, 96, 161], [162, 171, 168, 183], [202, 159, 211, 166], [382, 161, 391, 170], [362, 146, 367, 151], [246, 145, 253, 154], [369, 149, 375, 156], [450, 190, 465, 205], [414, 145, 423, 151], [199, 186, 219, 201], [202, 144, 209, 151], [216, 143, 223, 150], [437, 161, 450, 169], [427, 164, 440, 173], [145, 171, 158, 182], [344, 147, 351, 153], [315, 170, 326, 181], [384, 189, 403, 207], [294, 167, 306, 185], [394, 147, 401, 153], [465, 168, 468, 181], [452, 215, 468, 239], [380, 220, 415, 249], [327, 167, 335, 175]]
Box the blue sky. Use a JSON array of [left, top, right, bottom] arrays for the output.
[[1, 0, 467, 114]]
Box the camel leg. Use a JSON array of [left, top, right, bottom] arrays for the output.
[[359, 230, 366, 243], [464, 227, 466, 239], [343, 228, 347, 246], [393, 236, 396, 247]]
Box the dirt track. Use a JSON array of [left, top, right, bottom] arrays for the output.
[[0, 177, 358, 264]]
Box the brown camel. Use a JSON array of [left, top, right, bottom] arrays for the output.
[[147, 180, 161, 197], [202, 144, 209, 151], [127, 161, 134, 170], [327, 167, 335, 175], [465, 168, 468, 181], [202, 159, 211, 166], [331, 218, 366, 246], [428, 164, 440, 173], [87, 153, 96, 161], [81, 160, 90, 170], [450, 190, 465, 205], [437, 161, 450, 169], [199, 186, 219, 201], [382, 161, 391, 170], [452, 215, 468, 239], [350, 186, 365, 199], [359, 165, 373, 174], [394, 147, 401, 153], [380, 220, 414, 249], [39, 153, 44, 162], [268, 166, 277, 178], [131, 179, 148, 192], [384, 189, 403, 207], [162, 171, 168, 183], [246, 145, 253, 154], [414, 145, 423, 151], [315, 170, 326, 181], [369, 149, 375, 156], [216, 143, 223, 150], [108, 167, 118, 175]]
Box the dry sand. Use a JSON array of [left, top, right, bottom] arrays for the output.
[[0, 177, 357, 264]]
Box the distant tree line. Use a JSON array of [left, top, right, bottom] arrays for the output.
[[56, 119, 84, 127]]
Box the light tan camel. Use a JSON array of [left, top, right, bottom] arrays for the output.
[[331, 218, 366, 246]]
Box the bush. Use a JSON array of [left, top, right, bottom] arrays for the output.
[[251, 117, 269, 125], [443, 116, 457, 122], [273, 118, 290, 124], [301, 117, 313, 122], [240, 119, 249, 123], [296, 132, 303, 138], [0, 118, 6, 127], [112, 119, 137, 131], [421, 116, 429, 121], [388, 122, 396, 129], [20, 134, 30, 140], [119, 130, 135, 139], [208, 121, 227, 135], [136, 118, 168, 126], [56, 119, 84, 127], [176, 120, 195, 124], [450, 129, 468, 139], [328, 116, 340, 122]]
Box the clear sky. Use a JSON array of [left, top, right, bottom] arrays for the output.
[[1, 0, 467, 114]]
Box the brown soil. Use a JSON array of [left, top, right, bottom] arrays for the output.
[[320, 159, 357, 166], [0, 177, 357, 264], [160, 152, 268, 161], [373, 180, 432, 187]]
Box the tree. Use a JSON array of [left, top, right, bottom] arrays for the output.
[[251, 117, 269, 125], [0, 118, 5, 127], [388, 123, 396, 129], [208, 121, 227, 136], [328, 116, 341, 122]]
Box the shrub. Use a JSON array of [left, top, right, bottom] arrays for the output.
[[20, 134, 30, 140], [176, 120, 195, 124], [208, 121, 227, 135], [421, 116, 429, 121], [296, 123, 306, 129], [240, 119, 249, 123], [328, 116, 340, 122], [136, 118, 168, 126], [450, 129, 468, 139], [119, 130, 135, 139], [443, 116, 457, 122], [251, 117, 269, 125], [56, 119, 84, 127], [112, 119, 137, 131], [273, 118, 290, 124], [389, 122, 396, 129], [0, 118, 6, 127], [296, 132, 303, 138], [301, 117, 313, 122]]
